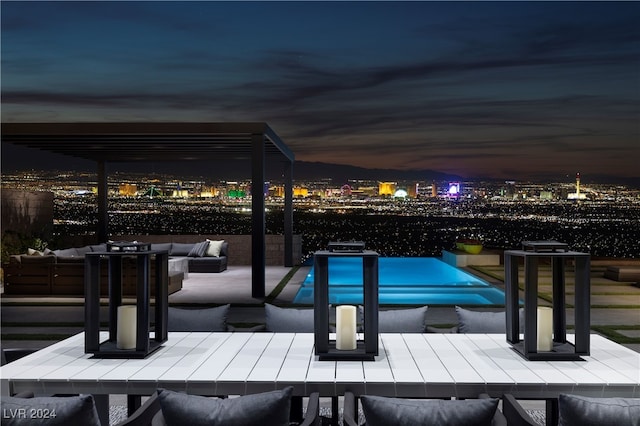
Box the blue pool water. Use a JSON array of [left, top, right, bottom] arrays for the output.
[[293, 257, 505, 305]]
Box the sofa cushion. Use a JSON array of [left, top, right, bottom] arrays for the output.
[[157, 387, 293, 426], [75, 246, 93, 256], [187, 241, 209, 258], [89, 244, 107, 252], [52, 247, 79, 257], [265, 303, 315, 332], [169, 243, 195, 256], [360, 395, 499, 426], [206, 239, 225, 257], [558, 394, 640, 426], [0, 394, 100, 426], [168, 305, 229, 332], [151, 243, 173, 253], [359, 305, 429, 333]]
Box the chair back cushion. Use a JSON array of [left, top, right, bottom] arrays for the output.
[[0, 394, 100, 426], [157, 387, 293, 426], [456, 306, 525, 333], [167, 305, 229, 332], [559, 394, 640, 426], [265, 303, 315, 332], [360, 395, 499, 426], [359, 305, 429, 333]]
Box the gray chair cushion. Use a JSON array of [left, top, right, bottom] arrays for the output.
[[265, 303, 315, 332], [157, 387, 293, 426], [169, 243, 195, 256], [167, 305, 229, 332], [360, 395, 499, 426], [455, 306, 525, 334], [559, 394, 640, 426], [0, 394, 100, 426], [89, 243, 107, 252], [426, 325, 459, 333], [187, 241, 209, 257], [359, 305, 429, 333]]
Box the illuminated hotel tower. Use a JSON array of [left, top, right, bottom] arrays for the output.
[[576, 172, 581, 198], [378, 182, 396, 196]]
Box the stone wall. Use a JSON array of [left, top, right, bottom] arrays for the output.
[[110, 234, 302, 266]]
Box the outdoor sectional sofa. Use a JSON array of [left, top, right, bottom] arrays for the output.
[[2, 240, 228, 296]]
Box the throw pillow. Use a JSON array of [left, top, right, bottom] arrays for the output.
[[168, 305, 229, 332], [559, 394, 640, 426], [361, 395, 499, 426], [89, 244, 107, 252], [265, 303, 315, 332], [359, 305, 429, 333], [188, 241, 209, 257], [157, 387, 293, 426], [0, 394, 100, 426], [27, 248, 44, 256], [206, 239, 225, 257]]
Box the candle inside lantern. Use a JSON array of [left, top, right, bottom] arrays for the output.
[[336, 305, 357, 350], [537, 306, 553, 352], [117, 305, 137, 349]]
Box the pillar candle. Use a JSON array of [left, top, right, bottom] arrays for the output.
[[537, 306, 553, 352], [117, 305, 137, 350], [336, 305, 357, 350]]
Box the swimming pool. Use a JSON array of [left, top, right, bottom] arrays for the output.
[[292, 257, 505, 305]]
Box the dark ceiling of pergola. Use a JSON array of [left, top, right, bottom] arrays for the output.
[[1, 122, 294, 163]]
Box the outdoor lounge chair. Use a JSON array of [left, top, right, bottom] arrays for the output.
[[115, 388, 321, 426], [343, 391, 506, 426]]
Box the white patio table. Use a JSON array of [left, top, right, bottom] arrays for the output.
[[1, 332, 638, 425]]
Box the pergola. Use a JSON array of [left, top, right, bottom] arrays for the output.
[[1, 122, 295, 298]]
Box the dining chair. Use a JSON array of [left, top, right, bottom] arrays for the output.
[[115, 388, 321, 426], [343, 391, 507, 426]]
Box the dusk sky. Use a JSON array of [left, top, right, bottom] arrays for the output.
[[1, 1, 639, 182]]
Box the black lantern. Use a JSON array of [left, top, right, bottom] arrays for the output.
[[505, 241, 590, 361], [314, 248, 379, 361], [85, 242, 168, 359]]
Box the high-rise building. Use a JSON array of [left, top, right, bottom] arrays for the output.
[[378, 182, 396, 196], [568, 172, 586, 200], [293, 187, 309, 197], [119, 183, 137, 196]]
